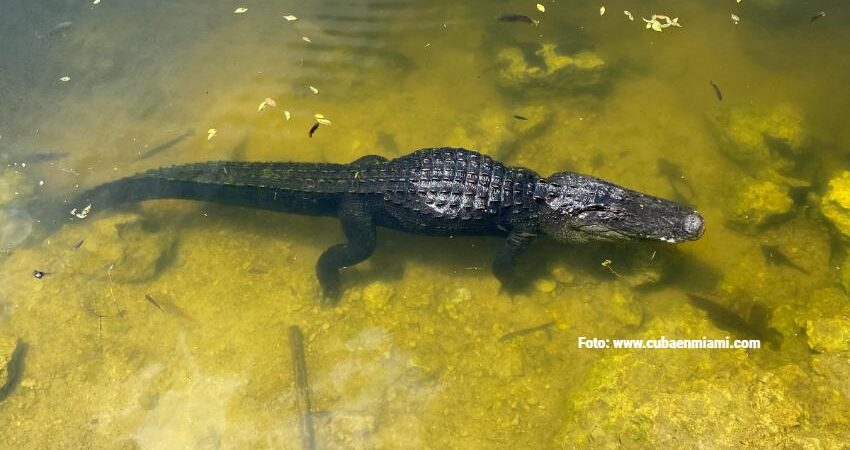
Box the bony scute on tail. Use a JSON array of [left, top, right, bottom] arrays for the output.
[[63, 148, 704, 304]]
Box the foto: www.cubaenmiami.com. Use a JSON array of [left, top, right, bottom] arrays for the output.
[[577, 336, 761, 350]]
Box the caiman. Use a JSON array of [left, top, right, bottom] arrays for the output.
[[60, 147, 704, 303]]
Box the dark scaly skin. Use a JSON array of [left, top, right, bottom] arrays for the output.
[[66, 147, 705, 304]]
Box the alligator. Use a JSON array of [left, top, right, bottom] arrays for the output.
[[61, 147, 704, 303]]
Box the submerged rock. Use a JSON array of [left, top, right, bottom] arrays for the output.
[[496, 43, 606, 90], [806, 316, 850, 353], [729, 179, 793, 230], [708, 104, 807, 171], [821, 171, 850, 240], [556, 305, 850, 447]]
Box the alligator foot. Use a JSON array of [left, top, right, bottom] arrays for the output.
[[315, 200, 376, 306], [492, 230, 535, 297]]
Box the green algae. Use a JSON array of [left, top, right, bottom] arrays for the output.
[[729, 178, 794, 230]]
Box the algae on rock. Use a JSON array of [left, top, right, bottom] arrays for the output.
[[821, 171, 850, 240], [496, 44, 606, 90], [708, 104, 807, 171], [806, 317, 850, 353], [728, 178, 794, 230]]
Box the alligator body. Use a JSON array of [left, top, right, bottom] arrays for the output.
[[67, 147, 704, 303]]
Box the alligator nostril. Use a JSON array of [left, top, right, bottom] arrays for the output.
[[683, 213, 704, 237]]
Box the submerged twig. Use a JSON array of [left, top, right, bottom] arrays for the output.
[[498, 320, 556, 342], [289, 326, 316, 450], [709, 80, 723, 101]]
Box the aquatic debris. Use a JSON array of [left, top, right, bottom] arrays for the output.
[[258, 97, 277, 112], [536, 3, 545, 13], [314, 114, 331, 125], [71, 239, 85, 250], [302, 36, 312, 43], [499, 320, 556, 342], [283, 15, 298, 21], [601, 259, 622, 278], [497, 14, 539, 26], [284, 110, 291, 120], [642, 14, 681, 32], [289, 326, 316, 450], [710, 80, 723, 101], [70, 203, 92, 219], [0, 339, 28, 403], [32, 269, 47, 279], [309, 85, 319, 94], [59, 76, 70, 82], [92, 0, 100, 4], [600, 6, 605, 16], [207, 128, 217, 140], [810, 11, 826, 23], [144, 294, 164, 312], [624, 10, 634, 21], [761, 245, 808, 274], [513, 114, 528, 120], [234, 7, 248, 14], [137, 129, 194, 160], [731, 13, 740, 25], [308, 123, 320, 138]]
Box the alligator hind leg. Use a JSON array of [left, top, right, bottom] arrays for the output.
[[315, 200, 376, 305]]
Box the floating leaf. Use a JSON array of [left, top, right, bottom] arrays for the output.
[[258, 97, 276, 112], [302, 36, 311, 43], [234, 7, 248, 14], [283, 15, 298, 21], [624, 10, 634, 21], [600, 6, 606, 16], [71, 204, 92, 219], [314, 113, 332, 125], [59, 76, 71, 82], [731, 13, 740, 24], [93, 0, 101, 4], [207, 129, 217, 140], [284, 110, 291, 120], [536, 3, 545, 13], [309, 85, 319, 94]]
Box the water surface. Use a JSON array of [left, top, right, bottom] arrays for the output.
[[2, 0, 850, 448]]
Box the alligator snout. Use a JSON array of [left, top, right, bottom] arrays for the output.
[[683, 213, 705, 238]]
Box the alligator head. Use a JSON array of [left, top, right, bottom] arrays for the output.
[[536, 172, 704, 243]]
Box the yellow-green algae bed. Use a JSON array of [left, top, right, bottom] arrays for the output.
[[2, 0, 850, 448]]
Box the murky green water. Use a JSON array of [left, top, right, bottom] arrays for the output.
[[2, 0, 850, 448]]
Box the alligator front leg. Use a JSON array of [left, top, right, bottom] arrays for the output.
[[316, 200, 376, 305], [492, 230, 535, 295]]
